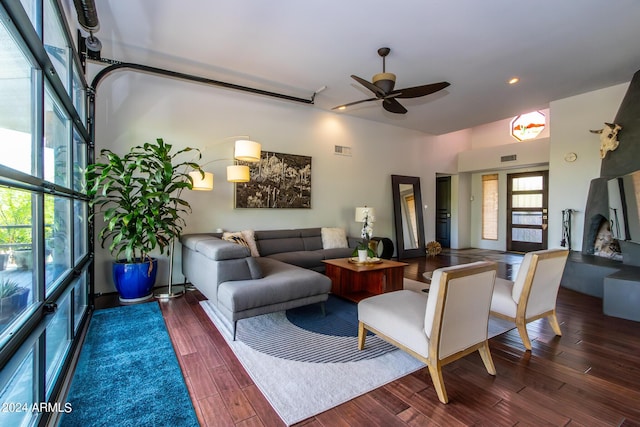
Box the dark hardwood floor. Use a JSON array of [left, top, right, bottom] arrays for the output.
[[95, 249, 640, 426]]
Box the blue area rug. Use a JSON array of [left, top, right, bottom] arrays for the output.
[[62, 302, 198, 427], [286, 295, 373, 337]]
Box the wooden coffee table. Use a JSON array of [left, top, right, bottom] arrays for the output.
[[322, 258, 409, 303]]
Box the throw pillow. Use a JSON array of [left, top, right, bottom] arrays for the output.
[[222, 232, 250, 250], [240, 229, 260, 257], [321, 227, 348, 249], [222, 231, 260, 257]]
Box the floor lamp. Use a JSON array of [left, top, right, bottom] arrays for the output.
[[154, 138, 261, 299]]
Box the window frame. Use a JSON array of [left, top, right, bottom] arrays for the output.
[[0, 1, 93, 425]]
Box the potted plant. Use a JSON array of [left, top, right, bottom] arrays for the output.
[[86, 138, 202, 302], [0, 279, 30, 323], [354, 207, 376, 261]]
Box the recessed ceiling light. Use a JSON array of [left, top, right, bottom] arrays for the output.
[[338, 106, 346, 111], [508, 77, 520, 85]]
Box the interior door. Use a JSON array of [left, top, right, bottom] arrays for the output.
[[507, 171, 548, 252], [436, 176, 451, 248]]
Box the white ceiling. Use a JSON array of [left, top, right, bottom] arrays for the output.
[[84, 0, 640, 135]]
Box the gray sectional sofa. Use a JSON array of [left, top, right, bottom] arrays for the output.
[[253, 228, 360, 271], [180, 228, 359, 339]]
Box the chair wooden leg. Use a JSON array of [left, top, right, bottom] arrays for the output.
[[547, 312, 562, 336], [357, 321, 366, 350], [478, 341, 496, 375], [427, 364, 449, 404], [516, 320, 532, 350]]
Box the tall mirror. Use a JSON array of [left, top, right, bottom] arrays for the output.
[[391, 175, 426, 259]]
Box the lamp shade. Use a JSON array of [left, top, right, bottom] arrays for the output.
[[226, 165, 250, 182], [355, 206, 375, 222], [189, 171, 214, 191], [234, 139, 261, 162]]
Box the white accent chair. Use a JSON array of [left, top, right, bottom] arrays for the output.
[[490, 248, 569, 351], [357, 261, 498, 404]]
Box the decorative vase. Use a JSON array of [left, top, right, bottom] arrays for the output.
[[112, 258, 158, 303], [357, 249, 368, 262]]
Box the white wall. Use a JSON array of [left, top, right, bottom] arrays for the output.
[[548, 83, 629, 251], [469, 166, 549, 250], [89, 63, 632, 292], [453, 85, 628, 252], [91, 69, 461, 292], [458, 138, 549, 172], [453, 122, 551, 251], [423, 130, 472, 246]]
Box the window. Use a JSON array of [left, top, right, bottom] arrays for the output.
[[0, 188, 36, 333], [0, 19, 34, 175], [43, 0, 70, 91], [510, 111, 545, 141], [482, 174, 499, 240], [0, 2, 91, 425]]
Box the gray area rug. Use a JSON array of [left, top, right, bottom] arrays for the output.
[[201, 300, 423, 425], [201, 293, 514, 425]]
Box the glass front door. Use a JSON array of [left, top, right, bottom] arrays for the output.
[[507, 171, 548, 252]]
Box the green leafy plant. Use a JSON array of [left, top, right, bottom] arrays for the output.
[[0, 279, 22, 298], [0, 188, 33, 247], [86, 138, 203, 263]]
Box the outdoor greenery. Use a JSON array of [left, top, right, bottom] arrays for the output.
[[0, 189, 32, 247], [0, 187, 55, 249], [0, 279, 22, 298], [86, 138, 203, 263]]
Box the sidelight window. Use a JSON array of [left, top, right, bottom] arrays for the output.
[[482, 174, 499, 240]]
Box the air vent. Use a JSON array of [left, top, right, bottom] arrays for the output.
[[334, 145, 352, 156], [501, 154, 517, 162]]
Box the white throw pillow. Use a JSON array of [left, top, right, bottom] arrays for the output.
[[223, 230, 260, 257], [321, 227, 348, 249]]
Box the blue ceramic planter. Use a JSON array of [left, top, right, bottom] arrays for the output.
[[112, 258, 157, 302]]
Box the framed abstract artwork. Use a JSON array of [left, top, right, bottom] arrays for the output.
[[235, 151, 311, 208]]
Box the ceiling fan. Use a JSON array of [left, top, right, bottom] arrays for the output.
[[332, 47, 450, 114]]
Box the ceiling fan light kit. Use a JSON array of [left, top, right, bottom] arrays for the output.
[[372, 72, 396, 93], [333, 47, 450, 114]]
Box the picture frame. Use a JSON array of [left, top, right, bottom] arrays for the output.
[[235, 151, 312, 208]]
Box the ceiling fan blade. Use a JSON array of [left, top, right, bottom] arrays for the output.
[[383, 98, 407, 114], [351, 75, 385, 97], [390, 81, 450, 99], [331, 97, 378, 110]]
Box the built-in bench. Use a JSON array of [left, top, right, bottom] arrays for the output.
[[561, 251, 640, 321]]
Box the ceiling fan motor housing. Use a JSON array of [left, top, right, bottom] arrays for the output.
[[372, 72, 396, 93]]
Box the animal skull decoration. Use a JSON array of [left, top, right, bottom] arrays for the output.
[[590, 122, 622, 159]]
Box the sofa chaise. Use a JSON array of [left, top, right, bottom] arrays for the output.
[[180, 227, 359, 339]]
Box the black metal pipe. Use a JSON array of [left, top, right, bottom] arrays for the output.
[[91, 62, 315, 105]]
